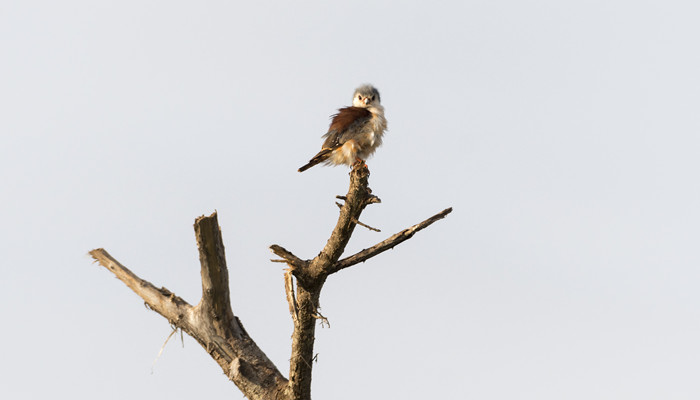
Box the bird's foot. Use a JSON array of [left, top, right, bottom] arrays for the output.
[[349, 158, 370, 176], [353, 158, 368, 169]]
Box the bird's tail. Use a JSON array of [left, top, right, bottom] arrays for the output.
[[298, 149, 332, 172]]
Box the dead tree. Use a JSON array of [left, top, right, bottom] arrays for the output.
[[90, 164, 451, 400]]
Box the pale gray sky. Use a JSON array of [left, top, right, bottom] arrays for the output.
[[2, 1, 699, 399]]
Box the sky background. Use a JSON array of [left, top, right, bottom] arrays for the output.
[[2, 1, 699, 399]]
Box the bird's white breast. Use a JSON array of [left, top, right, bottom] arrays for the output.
[[353, 105, 386, 160]]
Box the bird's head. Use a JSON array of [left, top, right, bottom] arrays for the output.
[[352, 84, 381, 108]]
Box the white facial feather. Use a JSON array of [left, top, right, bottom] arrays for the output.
[[352, 85, 381, 108]]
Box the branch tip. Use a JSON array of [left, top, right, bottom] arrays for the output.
[[269, 245, 306, 270], [330, 206, 453, 274]]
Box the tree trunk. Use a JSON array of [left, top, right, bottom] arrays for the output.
[[91, 164, 451, 399]]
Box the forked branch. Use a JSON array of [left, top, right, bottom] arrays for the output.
[[93, 165, 452, 400], [271, 164, 452, 400], [91, 212, 287, 400]]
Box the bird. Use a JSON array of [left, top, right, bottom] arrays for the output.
[[298, 84, 387, 172]]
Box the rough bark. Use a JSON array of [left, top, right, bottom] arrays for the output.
[[92, 163, 451, 400], [90, 213, 287, 400], [330, 207, 453, 274], [269, 164, 452, 399]]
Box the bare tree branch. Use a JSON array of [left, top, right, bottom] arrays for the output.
[[335, 201, 381, 232], [89, 248, 192, 323], [352, 217, 381, 232], [91, 212, 288, 400], [329, 207, 453, 274], [284, 269, 299, 323], [311, 165, 374, 276], [272, 165, 452, 399], [93, 163, 451, 400], [194, 213, 241, 339], [278, 164, 375, 400], [270, 245, 307, 270]]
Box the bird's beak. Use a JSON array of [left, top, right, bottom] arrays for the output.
[[363, 97, 370, 105]]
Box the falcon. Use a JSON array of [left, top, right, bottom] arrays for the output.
[[298, 84, 387, 172]]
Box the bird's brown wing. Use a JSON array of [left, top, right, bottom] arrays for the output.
[[298, 107, 372, 173], [322, 107, 373, 148]]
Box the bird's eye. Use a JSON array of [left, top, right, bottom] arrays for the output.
[[370, 96, 375, 101], [357, 95, 362, 99]]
